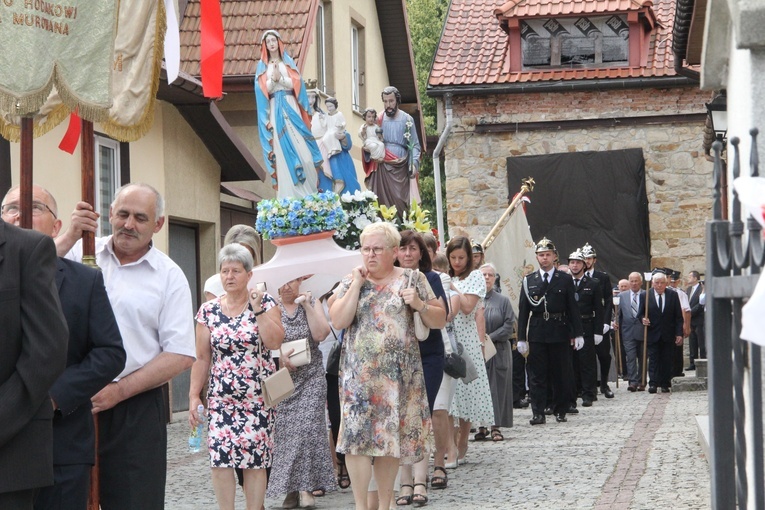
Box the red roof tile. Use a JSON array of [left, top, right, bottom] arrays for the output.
[[495, 0, 652, 18], [179, 0, 317, 78], [429, 0, 677, 87]]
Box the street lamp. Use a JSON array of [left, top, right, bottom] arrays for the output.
[[706, 91, 727, 141], [706, 90, 728, 219]]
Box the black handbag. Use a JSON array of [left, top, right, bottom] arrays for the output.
[[326, 329, 341, 376], [443, 329, 467, 379]]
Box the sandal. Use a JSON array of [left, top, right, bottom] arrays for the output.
[[430, 466, 448, 489], [413, 483, 429, 506], [310, 488, 325, 497], [396, 484, 413, 506], [473, 427, 488, 441], [336, 462, 351, 489], [491, 428, 504, 442]]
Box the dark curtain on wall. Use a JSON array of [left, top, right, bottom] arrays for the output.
[[506, 148, 650, 283]]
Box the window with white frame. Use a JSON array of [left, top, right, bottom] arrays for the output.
[[94, 135, 120, 236], [351, 25, 360, 110]]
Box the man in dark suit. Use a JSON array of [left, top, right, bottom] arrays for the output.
[[686, 270, 705, 370], [642, 272, 684, 392], [581, 243, 615, 398], [2, 185, 126, 510], [616, 272, 646, 391], [518, 238, 584, 425], [0, 213, 68, 509], [567, 249, 604, 407]]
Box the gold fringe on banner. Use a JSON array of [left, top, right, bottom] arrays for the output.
[[101, 0, 166, 143]]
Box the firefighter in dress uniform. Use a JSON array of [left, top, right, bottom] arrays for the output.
[[517, 238, 584, 425]]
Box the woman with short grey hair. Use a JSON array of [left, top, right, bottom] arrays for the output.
[[189, 243, 285, 510]]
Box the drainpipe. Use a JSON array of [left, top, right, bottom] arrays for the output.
[[432, 93, 453, 249]]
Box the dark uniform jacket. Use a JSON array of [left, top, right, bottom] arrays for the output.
[[573, 274, 604, 338], [589, 269, 613, 332], [518, 269, 584, 343]]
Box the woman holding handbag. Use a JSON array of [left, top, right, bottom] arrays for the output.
[[329, 222, 446, 510], [189, 244, 284, 510], [394, 231, 448, 506], [267, 278, 337, 509], [446, 237, 495, 466]]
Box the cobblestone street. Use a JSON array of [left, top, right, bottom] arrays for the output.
[[165, 384, 710, 509]]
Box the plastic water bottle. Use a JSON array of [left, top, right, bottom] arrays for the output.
[[188, 404, 205, 453]]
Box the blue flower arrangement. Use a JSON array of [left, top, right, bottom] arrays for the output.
[[255, 191, 348, 240]]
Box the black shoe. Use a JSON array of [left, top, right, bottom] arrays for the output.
[[544, 407, 554, 416], [648, 386, 657, 394], [555, 413, 567, 423], [567, 406, 579, 414], [685, 365, 696, 371], [520, 397, 531, 407], [661, 387, 670, 393], [627, 384, 637, 392], [530, 415, 546, 425], [582, 399, 593, 407], [601, 385, 615, 399]]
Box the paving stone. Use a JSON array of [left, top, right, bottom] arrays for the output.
[[164, 387, 710, 509]]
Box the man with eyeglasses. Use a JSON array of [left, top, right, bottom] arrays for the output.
[[2, 185, 126, 510], [0, 188, 68, 510]]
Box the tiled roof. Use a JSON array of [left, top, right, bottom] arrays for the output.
[[179, 0, 317, 78], [429, 0, 677, 88], [494, 0, 652, 18]]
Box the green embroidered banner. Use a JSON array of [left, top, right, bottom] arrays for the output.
[[0, 0, 116, 119]]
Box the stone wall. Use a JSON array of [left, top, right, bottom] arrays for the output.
[[442, 86, 713, 278]]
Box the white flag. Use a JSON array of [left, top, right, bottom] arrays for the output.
[[484, 202, 537, 316]]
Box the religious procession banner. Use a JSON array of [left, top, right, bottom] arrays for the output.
[[0, 0, 170, 143], [485, 200, 537, 317], [0, 0, 117, 119]]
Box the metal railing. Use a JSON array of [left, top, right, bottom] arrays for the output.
[[707, 129, 765, 509]]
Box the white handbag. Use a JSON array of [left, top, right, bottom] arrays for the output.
[[281, 338, 311, 367], [408, 269, 430, 341]]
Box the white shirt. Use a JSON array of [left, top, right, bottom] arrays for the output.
[[674, 287, 691, 312], [539, 269, 553, 281], [654, 290, 666, 312], [66, 236, 195, 380]]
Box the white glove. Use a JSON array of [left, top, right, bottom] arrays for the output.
[[574, 336, 584, 350], [517, 341, 529, 355], [594, 334, 603, 345], [603, 323, 610, 334]]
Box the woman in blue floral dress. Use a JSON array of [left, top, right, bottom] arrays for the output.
[[189, 244, 285, 510], [446, 237, 495, 465]]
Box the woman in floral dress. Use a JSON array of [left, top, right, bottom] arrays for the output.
[[329, 222, 446, 510], [189, 244, 285, 510], [267, 278, 337, 509], [446, 236, 495, 465]]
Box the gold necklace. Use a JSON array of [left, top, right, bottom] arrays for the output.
[[224, 296, 249, 317]]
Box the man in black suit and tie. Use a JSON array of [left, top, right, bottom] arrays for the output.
[[616, 272, 647, 391], [518, 238, 584, 425], [2, 185, 126, 510], [642, 272, 683, 393], [686, 270, 705, 370], [0, 210, 68, 509]]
